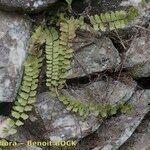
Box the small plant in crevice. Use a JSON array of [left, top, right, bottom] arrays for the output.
[[1, 5, 141, 136]]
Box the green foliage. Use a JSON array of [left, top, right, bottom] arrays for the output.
[[45, 17, 78, 93], [3, 28, 43, 136], [3, 5, 140, 136], [58, 16, 78, 87], [117, 102, 133, 114], [45, 27, 60, 93], [78, 7, 139, 31], [78, 16, 90, 31], [58, 95, 133, 118], [28, 26, 45, 55]]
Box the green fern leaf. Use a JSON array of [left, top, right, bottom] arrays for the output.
[[15, 120, 24, 126], [24, 106, 33, 111], [17, 97, 28, 106], [20, 113, 29, 120], [21, 85, 31, 93], [11, 111, 20, 119], [19, 92, 29, 100], [29, 91, 37, 97], [28, 98, 36, 104], [13, 106, 24, 113]]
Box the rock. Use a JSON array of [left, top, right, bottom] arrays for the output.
[[0, 0, 58, 13], [124, 26, 150, 78], [119, 112, 150, 150], [72, 0, 123, 15], [0, 11, 31, 102], [68, 33, 121, 79], [91, 90, 150, 150], [25, 77, 136, 142]]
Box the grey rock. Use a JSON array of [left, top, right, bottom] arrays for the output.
[[124, 26, 150, 78], [0, 11, 31, 102], [68, 34, 121, 79], [72, 0, 123, 16], [26, 77, 136, 142], [119, 112, 150, 150], [92, 90, 150, 150], [0, 0, 58, 12]]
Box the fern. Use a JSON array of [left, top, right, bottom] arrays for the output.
[[2, 6, 140, 136], [3, 53, 42, 135], [28, 26, 45, 55], [2, 28, 44, 136], [45, 8, 139, 93], [45, 27, 60, 93], [58, 16, 78, 87], [45, 17, 78, 93], [78, 7, 139, 31], [46, 11, 137, 118], [78, 16, 91, 31], [58, 95, 133, 118]]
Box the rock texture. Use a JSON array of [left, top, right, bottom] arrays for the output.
[[89, 90, 150, 150], [24, 78, 136, 142], [124, 26, 150, 78], [120, 112, 150, 150], [0, 0, 58, 12], [0, 11, 31, 102], [68, 34, 121, 79]]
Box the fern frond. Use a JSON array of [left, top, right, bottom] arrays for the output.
[[78, 16, 90, 31], [58, 94, 133, 118], [45, 28, 60, 93], [45, 17, 78, 93], [58, 17, 78, 88], [78, 7, 139, 32], [3, 48, 43, 136]]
